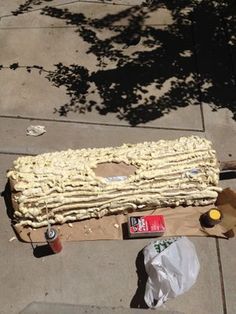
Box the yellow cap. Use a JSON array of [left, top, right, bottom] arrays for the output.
[[209, 209, 221, 220]]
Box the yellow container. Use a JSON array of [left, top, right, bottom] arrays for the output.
[[200, 208, 222, 228]]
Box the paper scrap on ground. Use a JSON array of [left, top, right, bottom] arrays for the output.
[[26, 125, 46, 136], [9, 236, 16, 242]]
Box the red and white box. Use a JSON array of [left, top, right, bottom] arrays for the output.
[[128, 215, 166, 238]]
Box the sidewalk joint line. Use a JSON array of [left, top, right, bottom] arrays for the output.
[[191, 17, 206, 132], [0, 0, 132, 20], [216, 238, 227, 314], [199, 103, 205, 132], [0, 23, 169, 30], [0, 151, 35, 156], [0, 115, 205, 132]]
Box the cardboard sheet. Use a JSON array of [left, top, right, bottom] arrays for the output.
[[13, 189, 236, 243]]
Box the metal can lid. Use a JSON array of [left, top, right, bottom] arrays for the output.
[[45, 228, 56, 240], [209, 208, 221, 221]]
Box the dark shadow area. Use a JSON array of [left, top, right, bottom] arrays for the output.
[[1, 183, 33, 243], [223, 229, 235, 238], [5, 1, 236, 126], [199, 214, 214, 229], [121, 222, 129, 239], [220, 171, 236, 180], [27, 231, 55, 258], [192, 0, 236, 119], [1, 181, 15, 221], [33, 244, 55, 258], [130, 249, 149, 309]]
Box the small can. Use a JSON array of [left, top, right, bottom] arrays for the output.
[[45, 228, 62, 253], [200, 208, 222, 228], [128, 215, 166, 238]]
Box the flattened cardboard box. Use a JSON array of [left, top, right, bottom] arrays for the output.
[[13, 189, 236, 243]]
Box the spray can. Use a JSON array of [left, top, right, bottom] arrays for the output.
[[45, 228, 62, 253]]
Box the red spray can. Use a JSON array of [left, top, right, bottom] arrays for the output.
[[45, 228, 62, 253]]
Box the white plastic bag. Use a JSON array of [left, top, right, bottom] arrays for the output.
[[144, 237, 200, 308]]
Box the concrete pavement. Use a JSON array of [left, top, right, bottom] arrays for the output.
[[0, 1, 236, 313]]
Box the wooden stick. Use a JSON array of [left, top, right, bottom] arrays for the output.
[[220, 161, 236, 171], [45, 202, 51, 233]]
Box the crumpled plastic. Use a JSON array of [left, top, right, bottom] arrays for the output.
[[144, 237, 200, 308], [26, 125, 46, 136]]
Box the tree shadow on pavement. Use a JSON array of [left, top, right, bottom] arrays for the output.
[[40, 1, 201, 125], [11, 0, 53, 16], [7, 0, 236, 126]]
